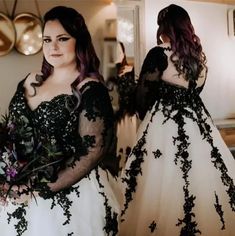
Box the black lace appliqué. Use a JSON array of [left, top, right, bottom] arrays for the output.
[[7, 204, 27, 236], [153, 149, 162, 159], [95, 168, 118, 236], [214, 192, 225, 230], [7, 79, 119, 235], [82, 135, 96, 149], [122, 78, 235, 235], [196, 109, 235, 213], [172, 109, 201, 235], [121, 125, 148, 217]]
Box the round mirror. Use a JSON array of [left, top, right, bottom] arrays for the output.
[[0, 13, 16, 56], [13, 13, 42, 55]]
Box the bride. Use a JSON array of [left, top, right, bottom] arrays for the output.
[[0, 6, 120, 236]]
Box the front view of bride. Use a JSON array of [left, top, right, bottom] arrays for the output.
[[0, 6, 120, 236]]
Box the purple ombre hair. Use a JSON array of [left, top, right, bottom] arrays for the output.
[[32, 6, 103, 108], [157, 4, 207, 81]]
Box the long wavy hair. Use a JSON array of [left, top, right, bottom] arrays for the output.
[[157, 4, 207, 81], [32, 6, 103, 108]]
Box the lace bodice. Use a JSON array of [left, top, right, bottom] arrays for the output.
[[135, 45, 207, 120], [9, 78, 118, 177]]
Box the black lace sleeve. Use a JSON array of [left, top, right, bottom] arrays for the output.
[[115, 68, 136, 120], [49, 81, 118, 191], [135, 46, 168, 120], [114, 47, 168, 121], [79, 81, 118, 176]]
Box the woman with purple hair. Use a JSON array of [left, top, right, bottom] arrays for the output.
[[120, 4, 235, 236], [0, 6, 120, 236]]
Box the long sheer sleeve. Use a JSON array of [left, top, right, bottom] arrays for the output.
[[115, 47, 168, 121], [115, 68, 136, 120], [135, 46, 168, 120], [49, 81, 118, 192]]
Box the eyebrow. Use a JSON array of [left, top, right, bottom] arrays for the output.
[[43, 34, 70, 38]]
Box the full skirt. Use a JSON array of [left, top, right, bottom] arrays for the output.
[[0, 167, 120, 236], [120, 103, 235, 236]]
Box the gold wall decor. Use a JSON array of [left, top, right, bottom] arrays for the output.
[[13, 12, 42, 55], [12, 0, 43, 55], [0, 0, 16, 56]]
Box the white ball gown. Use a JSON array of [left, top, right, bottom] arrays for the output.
[[120, 43, 235, 236], [0, 79, 120, 236]]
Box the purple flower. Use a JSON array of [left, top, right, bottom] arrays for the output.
[[6, 166, 18, 179], [7, 122, 16, 131]]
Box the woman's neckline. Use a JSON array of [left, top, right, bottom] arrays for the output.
[[20, 78, 100, 112]]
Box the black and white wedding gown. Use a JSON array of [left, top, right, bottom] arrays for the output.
[[120, 43, 235, 236], [0, 78, 120, 236]]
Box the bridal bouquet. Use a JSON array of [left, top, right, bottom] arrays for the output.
[[0, 113, 63, 201], [0, 113, 78, 236]]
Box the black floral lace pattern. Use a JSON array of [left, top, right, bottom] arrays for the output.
[[6, 79, 119, 235], [122, 78, 235, 235]]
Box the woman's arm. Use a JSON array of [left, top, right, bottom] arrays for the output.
[[48, 114, 104, 192], [135, 46, 168, 120], [48, 81, 114, 192]]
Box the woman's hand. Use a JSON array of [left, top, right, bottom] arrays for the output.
[[0, 183, 10, 205], [0, 183, 33, 205], [0, 183, 19, 205], [47, 182, 59, 192]]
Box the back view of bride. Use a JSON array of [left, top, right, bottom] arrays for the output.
[[120, 4, 235, 236]]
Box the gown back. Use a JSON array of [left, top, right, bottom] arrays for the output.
[[120, 43, 235, 236]]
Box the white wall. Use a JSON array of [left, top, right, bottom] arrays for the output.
[[144, 0, 235, 119], [0, 0, 116, 115]]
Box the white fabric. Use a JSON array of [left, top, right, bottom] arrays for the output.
[[0, 167, 120, 236], [117, 115, 138, 171], [120, 103, 235, 236]]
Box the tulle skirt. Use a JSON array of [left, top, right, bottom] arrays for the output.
[[120, 103, 235, 236], [0, 167, 120, 236], [116, 115, 138, 171]]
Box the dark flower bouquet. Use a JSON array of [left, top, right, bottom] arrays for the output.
[[0, 113, 64, 202], [0, 113, 82, 236]]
